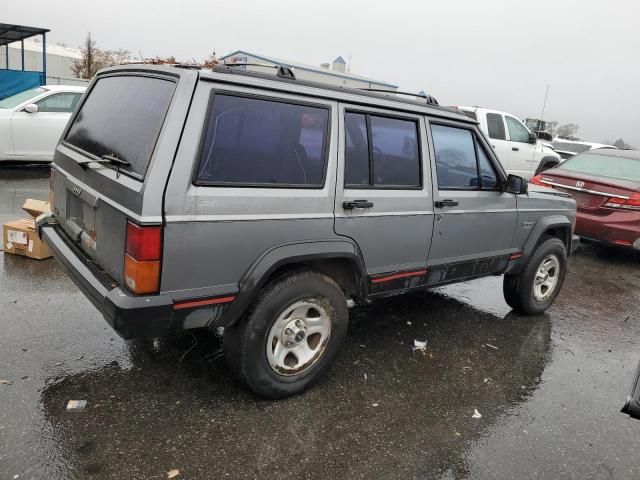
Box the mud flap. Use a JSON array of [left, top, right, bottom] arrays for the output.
[[621, 360, 640, 420]]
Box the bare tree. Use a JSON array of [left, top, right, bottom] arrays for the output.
[[556, 123, 580, 139], [72, 33, 130, 79]]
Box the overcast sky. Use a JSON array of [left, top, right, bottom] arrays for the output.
[[4, 0, 639, 145]]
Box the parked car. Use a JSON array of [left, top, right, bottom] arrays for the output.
[[530, 149, 640, 249], [455, 106, 561, 179], [38, 64, 578, 398], [0, 85, 86, 162], [551, 138, 617, 160]]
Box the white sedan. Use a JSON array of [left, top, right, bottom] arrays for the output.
[[0, 85, 86, 162]]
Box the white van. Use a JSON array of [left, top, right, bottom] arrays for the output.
[[456, 106, 561, 179]]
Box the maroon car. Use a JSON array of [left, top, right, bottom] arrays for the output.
[[530, 149, 640, 249]]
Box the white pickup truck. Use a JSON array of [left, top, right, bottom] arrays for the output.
[[456, 106, 561, 179]]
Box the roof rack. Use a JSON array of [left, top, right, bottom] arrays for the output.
[[218, 62, 296, 80], [359, 88, 439, 106]]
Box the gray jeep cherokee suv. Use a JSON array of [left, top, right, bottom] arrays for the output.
[[38, 64, 578, 398]]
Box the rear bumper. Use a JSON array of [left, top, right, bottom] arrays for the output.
[[575, 210, 640, 249], [40, 223, 176, 339]]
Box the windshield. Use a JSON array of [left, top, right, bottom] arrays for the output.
[[559, 152, 640, 182], [0, 87, 46, 109]]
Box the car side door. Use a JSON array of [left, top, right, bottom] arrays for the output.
[[504, 114, 538, 179], [483, 111, 512, 171], [333, 104, 434, 292], [426, 119, 517, 282], [11, 92, 81, 159]]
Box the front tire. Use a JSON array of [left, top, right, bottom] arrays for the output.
[[223, 270, 348, 399], [503, 236, 567, 315]]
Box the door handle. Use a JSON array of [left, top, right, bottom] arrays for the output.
[[343, 200, 374, 210], [435, 199, 459, 208], [512, 147, 520, 151]]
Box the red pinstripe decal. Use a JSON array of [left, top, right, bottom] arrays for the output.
[[173, 296, 236, 310], [371, 269, 428, 284]]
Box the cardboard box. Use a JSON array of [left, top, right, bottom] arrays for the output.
[[2, 199, 53, 260]]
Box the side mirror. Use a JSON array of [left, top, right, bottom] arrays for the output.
[[506, 174, 528, 195], [24, 103, 38, 113], [528, 132, 537, 144]]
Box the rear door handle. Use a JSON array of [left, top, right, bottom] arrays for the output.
[[435, 199, 459, 208], [343, 200, 374, 210], [512, 147, 519, 151]]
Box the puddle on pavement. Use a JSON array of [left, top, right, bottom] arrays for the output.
[[38, 292, 552, 479]]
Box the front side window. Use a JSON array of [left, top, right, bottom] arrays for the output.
[[431, 124, 499, 190], [196, 95, 329, 186], [486, 113, 506, 140], [344, 112, 421, 188], [36, 93, 82, 113], [505, 116, 530, 143]]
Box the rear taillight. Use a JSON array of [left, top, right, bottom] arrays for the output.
[[604, 193, 640, 211], [49, 167, 55, 206], [529, 175, 548, 187], [124, 221, 162, 294]]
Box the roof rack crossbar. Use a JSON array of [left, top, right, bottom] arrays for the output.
[[220, 62, 296, 80], [359, 88, 439, 105]]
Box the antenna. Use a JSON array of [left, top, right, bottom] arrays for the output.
[[539, 84, 550, 131], [348, 51, 352, 72]]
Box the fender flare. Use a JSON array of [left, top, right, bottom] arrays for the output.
[[220, 239, 366, 326], [535, 156, 561, 175], [523, 215, 572, 256]]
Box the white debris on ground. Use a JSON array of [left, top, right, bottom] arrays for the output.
[[66, 400, 87, 412], [0, 379, 13, 385], [412, 338, 428, 354], [167, 469, 180, 478], [472, 409, 482, 419]]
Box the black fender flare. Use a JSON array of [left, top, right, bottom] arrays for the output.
[[507, 216, 573, 274], [221, 239, 366, 326], [535, 156, 561, 175]]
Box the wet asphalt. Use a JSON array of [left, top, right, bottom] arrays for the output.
[[1, 166, 639, 480]]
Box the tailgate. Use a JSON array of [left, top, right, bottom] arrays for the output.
[[50, 66, 198, 287]]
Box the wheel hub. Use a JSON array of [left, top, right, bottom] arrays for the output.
[[282, 319, 307, 346], [266, 300, 332, 376]]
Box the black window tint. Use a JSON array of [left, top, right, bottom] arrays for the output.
[[66, 76, 175, 178], [486, 113, 506, 140], [196, 95, 328, 186], [432, 125, 479, 189], [476, 144, 498, 189], [344, 113, 370, 186], [370, 116, 420, 187]]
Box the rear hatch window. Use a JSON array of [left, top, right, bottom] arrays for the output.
[[65, 75, 176, 179]]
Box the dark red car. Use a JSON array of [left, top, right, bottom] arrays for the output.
[[530, 149, 640, 249]]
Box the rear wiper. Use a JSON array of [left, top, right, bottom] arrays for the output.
[[79, 154, 131, 177], [100, 154, 131, 167]]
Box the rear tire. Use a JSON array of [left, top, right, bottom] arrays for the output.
[[503, 236, 567, 315], [223, 270, 348, 399]]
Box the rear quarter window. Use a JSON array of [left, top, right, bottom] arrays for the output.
[[195, 94, 329, 187], [65, 75, 176, 179]]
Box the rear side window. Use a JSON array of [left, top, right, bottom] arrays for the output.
[[431, 124, 499, 190], [344, 112, 421, 188], [196, 95, 329, 187], [66, 75, 175, 178], [486, 113, 506, 140]]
